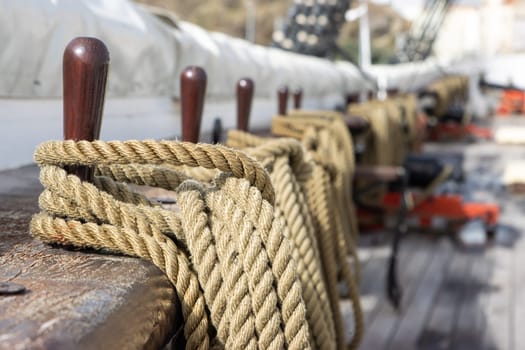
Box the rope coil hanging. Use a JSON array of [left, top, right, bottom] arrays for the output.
[[31, 139, 312, 350], [425, 75, 469, 118], [235, 111, 364, 350], [272, 111, 360, 265], [348, 96, 420, 206], [226, 134, 338, 350]]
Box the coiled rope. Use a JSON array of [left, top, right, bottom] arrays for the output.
[[272, 111, 360, 266], [226, 134, 337, 350], [426, 75, 469, 118], [31, 140, 311, 350], [348, 96, 420, 206], [264, 112, 364, 350]]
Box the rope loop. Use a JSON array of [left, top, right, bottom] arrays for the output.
[[227, 125, 363, 350], [31, 139, 313, 350], [270, 111, 364, 350], [34, 140, 275, 204]]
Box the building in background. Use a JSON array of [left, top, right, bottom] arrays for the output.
[[434, 0, 525, 60]]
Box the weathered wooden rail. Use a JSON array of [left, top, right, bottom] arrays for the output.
[[0, 165, 184, 349]]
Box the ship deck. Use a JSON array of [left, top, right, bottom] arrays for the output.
[[359, 117, 525, 350]]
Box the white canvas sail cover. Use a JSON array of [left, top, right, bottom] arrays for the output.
[[0, 0, 465, 101]]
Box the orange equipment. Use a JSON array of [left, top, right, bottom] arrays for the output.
[[427, 122, 493, 141], [497, 89, 525, 115], [383, 192, 499, 229]]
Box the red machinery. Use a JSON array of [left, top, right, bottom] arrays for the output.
[[496, 89, 525, 115]]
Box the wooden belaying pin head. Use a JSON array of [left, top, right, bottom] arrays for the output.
[[346, 93, 359, 106], [180, 66, 207, 143], [63, 37, 109, 181], [292, 88, 303, 109], [278, 86, 289, 115], [236, 78, 254, 132], [387, 88, 399, 98]]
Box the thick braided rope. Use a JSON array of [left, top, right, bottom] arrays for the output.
[[31, 167, 210, 349], [226, 129, 268, 149], [348, 96, 420, 207], [300, 141, 363, 350], [177, 180, 283, 350], [347, 103, 393, 206], [226, 133, 311, 184], [302, 128, 363, 350], [427, 75, 469, 117], [378, 100, 406, 165], [347, 103, 392, 166], [306, 162, 348, 349], [226, 131, 337, 350], [309, 126, 357, 260], [271, 158, 335, 349], [289, 124, 364, 349], [273, 114, 360, 267], [93, 175, 156, 206], [213, 175, 310, 349], [35, 140, 274, 204], [399, 94, 419, 152], [322, 168, 364, 349], [317, 124, 359, 256], [371, 96, 420, 165], [31, 140, 310, 350], [97, 163, 190, 191], [271, 116, 364, 349]]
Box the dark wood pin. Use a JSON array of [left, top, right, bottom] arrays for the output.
[[346, 93, 360, 106], [180, 66, 207, 142], [292, 88, 303, 109], [236, 78, 254, 131], [345, 115, 370, 136], [278, 86, 289, 115], [387, 88, 399, 97], [63, 37, 110, 182]]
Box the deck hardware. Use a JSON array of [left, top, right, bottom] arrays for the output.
[[63, 37, 109, 182], [277, 85, 289, 115], [0, 281, 26, 295], [292, 88, 303, 109], [180, 66, 207, 143], [236, 78, 254, 132], [212, 117, 223, 144]]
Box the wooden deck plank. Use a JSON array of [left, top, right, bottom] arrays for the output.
[[357, 233, 420, 329], [360, 236, 434, 350], [386, 238, 454, 350], [358, 241, 377, 270], [513, 235, 525, 350], [481, 245, 513, 350], [496, 202, 525, 350], [449, 251, 489, 349], [417, 249, 471, 349], [358, 242, 390, 326]]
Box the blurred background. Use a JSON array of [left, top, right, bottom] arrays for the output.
[[134, 0, 525, 63], [1, 0, 525, 168]]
